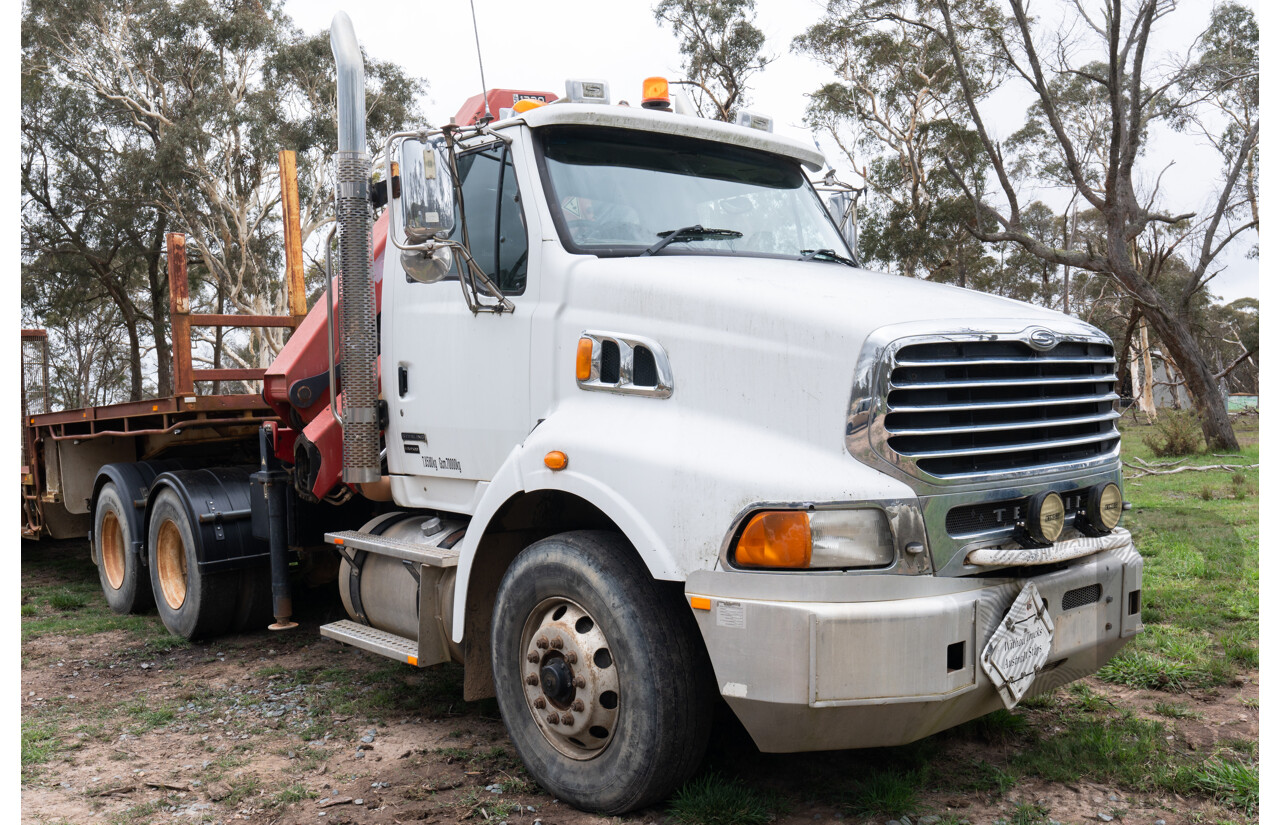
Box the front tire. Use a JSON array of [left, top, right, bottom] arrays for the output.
[[491, 531, 713, 814], [147, 487, 236, 640], [93, 483, 153, 614]]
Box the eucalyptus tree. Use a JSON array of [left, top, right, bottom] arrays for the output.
[[23, 0, 425, 404], [654, 0, 772, 120], [798, 0, 1249, 450]]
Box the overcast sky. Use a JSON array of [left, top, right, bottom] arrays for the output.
[[285, 0, 1257, 302]]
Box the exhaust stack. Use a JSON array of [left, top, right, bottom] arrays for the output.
[[330, 12, 379, 484]]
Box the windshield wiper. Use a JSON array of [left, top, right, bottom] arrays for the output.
[[800, 248, 858, 267], [642, 225, 744, 257]]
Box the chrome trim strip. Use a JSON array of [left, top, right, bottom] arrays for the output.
[[889, 393, 1120, 414], [889, 374, 1117, 391], [886, 410, 1120, 437], [895, 431, 1121, 460], [894, 356, 1115, 367]]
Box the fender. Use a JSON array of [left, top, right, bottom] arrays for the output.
[[143, 468, 269, 575], [449, 396, 921, 643], [91, 459, 192, 566], [448, 441, 683, 645]]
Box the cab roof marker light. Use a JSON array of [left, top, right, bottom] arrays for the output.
[[735, 110, 774, 132], [565, 79, 610, 105]]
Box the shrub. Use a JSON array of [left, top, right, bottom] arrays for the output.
[[1142, 411, 1204, 457]]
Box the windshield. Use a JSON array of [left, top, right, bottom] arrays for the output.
[[538, 126, 849, 260]]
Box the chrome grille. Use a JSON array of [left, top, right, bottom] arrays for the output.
[[881, 339, 1120, 480]]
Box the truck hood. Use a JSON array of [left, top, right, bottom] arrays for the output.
[[553, 252, 1108, 455]]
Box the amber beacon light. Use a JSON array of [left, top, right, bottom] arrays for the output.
[[642, 77, 671, 110]]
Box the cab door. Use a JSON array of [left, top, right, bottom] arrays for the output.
[[383, 138, 536, 507]]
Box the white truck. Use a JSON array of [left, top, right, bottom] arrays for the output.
[[26, 12, 1141, 814]]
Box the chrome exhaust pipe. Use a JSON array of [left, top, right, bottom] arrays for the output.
[[330, 12, 379, 484]]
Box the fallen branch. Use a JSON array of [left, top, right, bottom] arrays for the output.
[[1130, 456, 1192, 469], [1123, 461, 1258, 479]]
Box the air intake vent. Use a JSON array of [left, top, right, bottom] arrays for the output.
[[881, 338, 1120, 479], [600, 340, 620, 383], [633, 346, 658, 387], [1062, 583, 1102, 610]]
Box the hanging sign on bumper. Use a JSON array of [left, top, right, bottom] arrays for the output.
[[981, 582, 1055, 709]]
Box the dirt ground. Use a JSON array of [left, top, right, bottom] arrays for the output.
[[21, 538, 1257, 825]]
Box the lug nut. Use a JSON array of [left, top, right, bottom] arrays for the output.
[[550, 638, 564, 649], [561, 713, 574, 726], [527, 651, 539, 663], [533, 697, 546, 709], [565, 652, 578, 664], [546, 712, 560, 725], [573, 676, 586, 688], [526, 674, 539, 686], [536, 637, 549, 650], [571, 699, 584, 712]]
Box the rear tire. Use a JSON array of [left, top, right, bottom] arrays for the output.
[[231, 567, 274, 632], [93, 483, 153, 614], [491, 530, 713, 814], [147, 487, 236, 640]]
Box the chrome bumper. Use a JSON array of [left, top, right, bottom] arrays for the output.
[[686, 543, 1143, 753]]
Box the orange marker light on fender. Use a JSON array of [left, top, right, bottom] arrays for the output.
[[689, 596, 711, 611], [642, 77, 671, 110], [734, 511, 811, 568], [544, 451, 568, 471], [575, 337, 593, 381]]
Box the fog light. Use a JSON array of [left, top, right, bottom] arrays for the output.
[[1020, 490, 1065, 546], [1078, 482, 1123, 536]]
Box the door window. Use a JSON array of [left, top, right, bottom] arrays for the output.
[[448, 143, 528, 294]]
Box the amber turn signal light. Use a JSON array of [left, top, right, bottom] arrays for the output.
[[544, 451, 568, 471], [575, 337, 593, 381], [734, 511, 812, 568]]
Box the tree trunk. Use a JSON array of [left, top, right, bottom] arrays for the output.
[[1105, 218, 1238, 450], [1142, 308, 1239, 451], [146, 220, 172, 397], [122, 312, 143, 401]]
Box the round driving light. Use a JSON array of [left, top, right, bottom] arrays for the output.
[[1081, 482, 1123, 535], [1024, 490, 1065, 545]]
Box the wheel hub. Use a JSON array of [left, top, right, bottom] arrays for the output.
[[101, 510, 126, 590], [520, 598, 620, 760]]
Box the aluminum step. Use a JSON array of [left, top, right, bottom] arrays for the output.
[[320, 619, 422, 665], [325, 529, 460, 567]]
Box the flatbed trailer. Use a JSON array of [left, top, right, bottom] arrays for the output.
[[20, 162, 309, 541]]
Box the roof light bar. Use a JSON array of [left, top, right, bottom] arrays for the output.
[[565, 79, 611, 105]]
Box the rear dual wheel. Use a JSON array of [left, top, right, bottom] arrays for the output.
[[93, 483, 153, 614], [147, 488, 271, 640], [491, 531, 713, 814]]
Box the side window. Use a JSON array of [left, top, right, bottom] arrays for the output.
[[448, 144, 528, 294]]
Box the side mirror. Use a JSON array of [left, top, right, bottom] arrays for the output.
[[824, 191, 857, 251], [399, 137, 455, 243], [402, 245, 454, 285]]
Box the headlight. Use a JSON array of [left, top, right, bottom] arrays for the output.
[[733, 509, 896, 570]]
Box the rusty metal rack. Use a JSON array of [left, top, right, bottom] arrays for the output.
[[21, 151, 310, 540]]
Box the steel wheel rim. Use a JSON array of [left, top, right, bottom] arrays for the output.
[[519, 597, 620, 760], [101, 510, 126, 590], [155, 519, 188, 610]]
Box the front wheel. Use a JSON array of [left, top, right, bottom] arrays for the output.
[[491, 531, 713, 814]]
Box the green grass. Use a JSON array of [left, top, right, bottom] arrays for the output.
[[1009, 802, 1051, 825], [1098, 419, 1258, 692], [22, 720, 60, 771], [845, 769, 922, 818], [668, 771, 781, 825], [1175, 756, 1258, 816], [1152, 701, 1201, 720]]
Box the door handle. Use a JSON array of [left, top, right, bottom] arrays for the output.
[[398, 365, 409, 398]]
